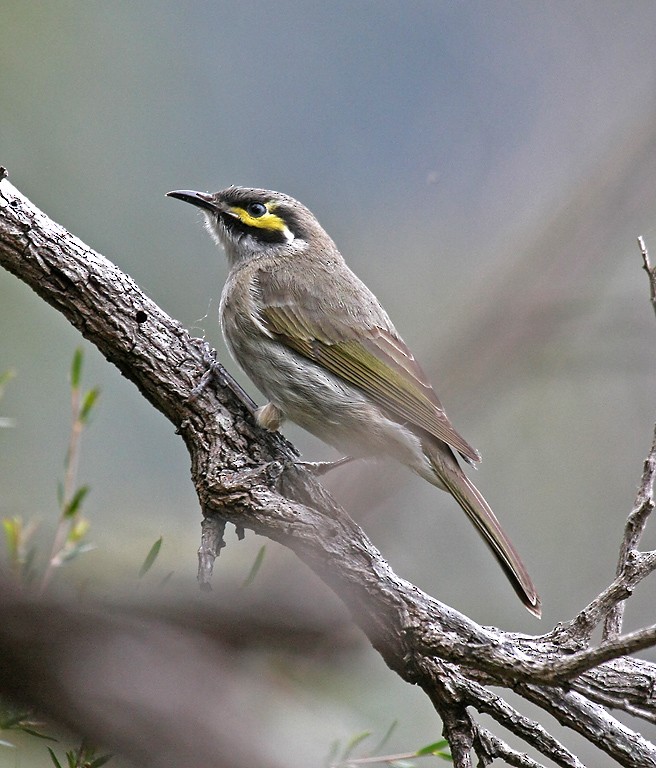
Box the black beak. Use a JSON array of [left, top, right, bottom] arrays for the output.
[[166, 189, 218, 213]]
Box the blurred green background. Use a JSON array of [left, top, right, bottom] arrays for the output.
[[2, 2, 656, 765]]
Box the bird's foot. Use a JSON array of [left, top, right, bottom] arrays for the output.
[[295, 456, 355, 477], [188, 345, 258, 413]]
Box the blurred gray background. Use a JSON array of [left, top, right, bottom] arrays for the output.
[[2, 2, 656, 765]]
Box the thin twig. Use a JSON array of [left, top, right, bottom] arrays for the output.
[[598, 238, 656, 638], [40, 372, 83, 592], [601, 240, 656, 640], [476, 729, 553, 768], [531, 624, 656, 684], [197, 515, 227, 589], [561, 548, 656, 643], [571, 679, 656, 724], [465, 678, 585, 768], [639, 236, 656, 319]]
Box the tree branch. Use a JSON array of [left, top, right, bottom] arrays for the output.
[[603, 393, 656, 639], [2, 173, 656, 766], [639, 235, 656, 320]]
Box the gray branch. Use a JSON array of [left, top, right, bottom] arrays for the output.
[[1, 172, 655, 767]]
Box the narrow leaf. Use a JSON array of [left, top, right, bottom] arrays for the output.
[[22, 545, 39, 585], [324, 740, 340, 768], [415, 739, 450, 757], [241, 545, 266, 587], [79, 387, 100, 423], [0, 368, 16, 398], [336, 751, 416, 765], [158, 570, 175, 588], [2, 517, 19, 558], [19, 726, 58, 741], [0, 709, 31, 728], [70, 348, 83, 390], [59, 541, 96, 564], [89, 754, 113, 767], [69, 518, 91, 543], [370, 720, 397, 755], [48, 747, 64, 768], [342, 731, 371, 760], [139, 536, 163, 578], [63, 486, 89, 518]]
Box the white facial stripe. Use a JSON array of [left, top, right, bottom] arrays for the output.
[[281, 225, 295, 244]]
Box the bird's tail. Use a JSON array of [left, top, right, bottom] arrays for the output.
[[429, 450, 541, 618]]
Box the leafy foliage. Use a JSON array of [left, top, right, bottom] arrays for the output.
[[328, 724, 451, 767], [0, 350, 112, 766], [48, 743, 112, 768]]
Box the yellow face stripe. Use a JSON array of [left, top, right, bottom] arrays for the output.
[[228, 203, 288, 232]]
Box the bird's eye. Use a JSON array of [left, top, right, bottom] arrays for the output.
[[246, 202, 267, 218]]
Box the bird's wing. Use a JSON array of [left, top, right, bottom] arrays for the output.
[[253, 270, 481, 463]]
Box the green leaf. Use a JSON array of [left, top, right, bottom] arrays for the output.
[[0, 368, 16, 399], [89, 754, 113, 767], [158, 570, 174, 587], [138, 536, 163, 578], [21, 545, 39, 585], [63, 486, 89, 518], [59, 541, 96, 564], [69, 518, 91, 543], [342, 731, 371, 760], [19, 726, 58, 741], [70, 348, 84, 390], [0, 708, 31, 728], [370, 720, 397, 756], [79, 387, 100, 424], [2, 517, 19, 558], [324, 740, 340, 768], [415, 739, 450, 757], [48, 747, 64, 768], [241, 545, 266, 587]]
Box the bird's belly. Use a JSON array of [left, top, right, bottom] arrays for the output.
[[227, 334, 428, 467]]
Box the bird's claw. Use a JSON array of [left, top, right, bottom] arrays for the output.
[[294, 456, 355, 477]]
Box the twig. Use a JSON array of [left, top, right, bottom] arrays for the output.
[[40, 365, 85, 592], [571, 679, 656, 724], [197, 515, 227, 589], [532, 624, 656, 684], [475, 729, 553, 768], [464, 678, 585, 768], [639, 236, 656, 319], [601, 240, 656, 639], [519, 684, 656, 767], [561, 548, 656, 643]]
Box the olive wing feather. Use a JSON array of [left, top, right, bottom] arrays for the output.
[[253, 271, 481, 464]]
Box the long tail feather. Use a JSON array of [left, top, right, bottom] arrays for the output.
[[430, 451, 541, 618]]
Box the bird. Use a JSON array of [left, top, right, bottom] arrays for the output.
[[167, 185, 541, 617]]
